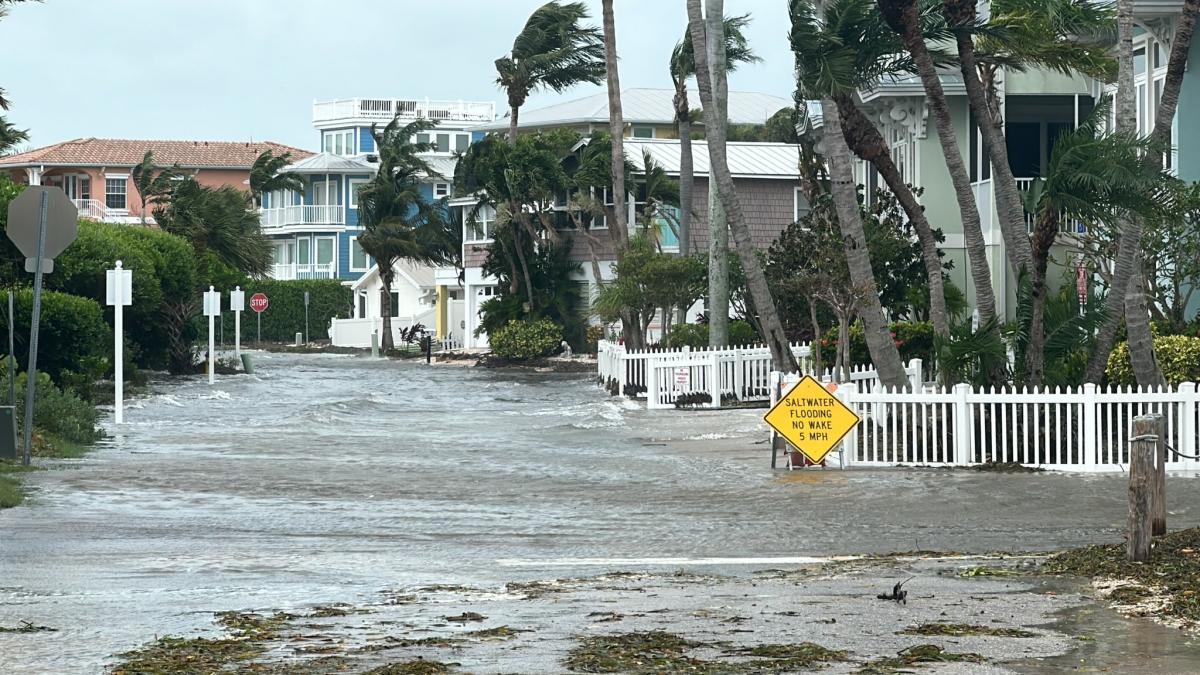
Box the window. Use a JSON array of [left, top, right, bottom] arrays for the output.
[[322, 130, 355, 156], [465, 204, 496, 242], [416, 133, 430, 145], [349, 179, 369, 208], [105, 177, 127, 210], [349, 236, 369, 271], [357, 293, 366, 319], [455, 133, 470, 152], [390, 292, 400, 317], [79, 177, 90, 201], [434, 183, 450, 198], [794, 188, 811, 222], [311, 180, 341, 206], [436, 133, 450, 153], [632, 126, 655, 139]]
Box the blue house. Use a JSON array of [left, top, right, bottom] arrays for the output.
[[262, 97, 496, 284]]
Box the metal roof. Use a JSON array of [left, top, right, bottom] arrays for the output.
[[621, 139, 800, 180], [284, 152, 377, 174], [474, 88, 793, 132]]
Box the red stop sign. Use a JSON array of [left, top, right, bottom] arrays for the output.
[[250, 293, 269, 313]]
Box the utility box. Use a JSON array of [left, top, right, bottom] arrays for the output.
[[0, 406, 16, 461]]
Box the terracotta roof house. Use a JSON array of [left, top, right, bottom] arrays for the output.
[[0, 138, 313, 223]]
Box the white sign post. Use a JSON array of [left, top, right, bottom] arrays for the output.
[[203, 286, 220, 384], [230, 286, 245, 359], [106, 261, 133, 424]]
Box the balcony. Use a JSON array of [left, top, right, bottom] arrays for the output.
[[313, 98, 496, 125], [259, 205, 345, 229], [269, 263, 336, 280], [72, 199, 145, 225]]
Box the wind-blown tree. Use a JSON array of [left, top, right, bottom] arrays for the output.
[[686, 0, 797, 372], [669, 13, 759, 260], [248, 149, 304, 209], [131, 150, 181, 226], [358, 117, 456, 351], [495, 1, 606, 145], [0, 116, 27, 155], [1021, 102, 1177, 386], [702, 0, 732, 347], [1085, 0, 1200, 384], [877, 0, 999, 326], [790, 0, 951, 339], [633, 150, 682, 250], [154, 179, 272, 277]]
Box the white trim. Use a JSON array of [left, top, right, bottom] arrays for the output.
[[102, 173, 130, 180], [348, 235, 370, 272], [793, 187, 810, 223], [348, 178, 369, 208]]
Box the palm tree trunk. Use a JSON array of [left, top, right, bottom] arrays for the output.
[[687, 0, 797, 372], [1087, 0, 1196, 383], [878, 0, 997, 325], [946, 2, 1034, 275], [821, 99, 910, 390], [809, 296, 823, 376], [1026, 210, 1060, 386], [834, 94, 949, 339], [705, 0, 730, 347], [512, 232, 536, 313], [380, 274, 394, 351], [508, 104, 520, 146], [675, 85, 693, 257]]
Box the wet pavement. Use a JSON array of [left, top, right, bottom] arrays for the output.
[[2, 352, 1199, 673]]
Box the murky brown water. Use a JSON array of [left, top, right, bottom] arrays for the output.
[[1, 353, 1198, 672]]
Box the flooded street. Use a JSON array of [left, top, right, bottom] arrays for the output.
[[3, 353, 1200, 673]]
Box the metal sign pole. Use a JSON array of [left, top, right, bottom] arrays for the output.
[[7, 290, 13, 408], [230, 286, 244, 360], [304, 291, 310, 345], [257, 312, 261, 346], [21, 191, 49, 465]]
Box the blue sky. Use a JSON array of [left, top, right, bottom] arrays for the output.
[[0, 0, 795, 150]]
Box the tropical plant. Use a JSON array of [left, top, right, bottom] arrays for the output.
[[477, 231, 583, 345], [670, 12, 760, 260], [248, 149, 304, 208], [686, 0, 798, 372], [358, 117, 457, 351], [935, 316, 1010, 388], [789, 0, 951, 338], [131, 150, 181, 225], [1009, 273, 1105, 388], [490, 319, 564, 361], [495, 1, 606, 145], [593, 235, 706, 346], [154, 179, 272, 277], [1108, 334, 1200, 387], [0, 116, 26, 155]]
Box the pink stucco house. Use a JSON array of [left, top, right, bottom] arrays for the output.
[[0, 138, 312, 223]]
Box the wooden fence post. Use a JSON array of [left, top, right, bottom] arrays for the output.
[[1128, 415, 1157, 562], [1152, 413, 1166, 537]]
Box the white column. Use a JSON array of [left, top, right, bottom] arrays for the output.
[[203, 286, 220, 384], [106, 261, 132, 424], [230, 286, 245, 360]]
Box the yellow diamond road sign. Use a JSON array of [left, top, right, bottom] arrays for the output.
[[764, 375, 861, 465]]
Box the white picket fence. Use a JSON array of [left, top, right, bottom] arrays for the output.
[[770, 374, 1200, 472], [597, 340, 922, 409]]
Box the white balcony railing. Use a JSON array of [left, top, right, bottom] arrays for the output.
[[259, 205, 345, 229], [313, 97, 496, 124], [1014, 178, 1086, 235], [270, 263, 336, 280], [71, 198, 145, 224]]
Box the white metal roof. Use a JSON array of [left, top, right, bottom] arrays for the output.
[[474, 88, 793, 132], [351, 259, 437, 292], [284, 152, 377, 174], [621, 139, 801, 180]]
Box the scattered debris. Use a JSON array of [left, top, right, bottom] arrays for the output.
[[876, 577, 913, 604], [856, 644, 985, 673], [899, 622, 1037, 638], [565, 631, 848, 674], [363, 658, 454, 675], [0, 621, 57, 633], [464, 625, 530, 639], [970, 461, 1045, 473], [443, 612, 486, 623], [957, 565, 1025, 578], [587, 611, 625, 623]]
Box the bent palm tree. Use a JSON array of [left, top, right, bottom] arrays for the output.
[[790, 0, 951, 339], [131, 150, 181, 225], [0, 116, 27, 155], [686, 0, 797, 372], [495, 1, 606, 145], [249, 150, 304, 209]]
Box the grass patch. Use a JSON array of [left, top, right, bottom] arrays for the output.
[[1043, 527, 1200, 624], [900, 622, 1036, 638], [0, 473, 23, 508], [856, 644, 985, 674], [565, 632, 847, 674], [364, 659, 453, 674]]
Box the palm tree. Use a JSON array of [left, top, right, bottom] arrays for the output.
[[358, 116, 454, 351], [248, 150, 304, 209], [686, 0, 797, 372], [131, 150, 181, 225], [1022, 102, 1175, 386], [876, 0, 999, 327], [790, 0, 951, 339], [495, 1, 606, 146], [0, 116, 27, 155], [154, 179, 272, 277], [1085, 0, 1200, 384], [669, 14, 759, 260]]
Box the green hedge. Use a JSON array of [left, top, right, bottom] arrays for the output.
[[1107, 335, 1200, 386], [491, 319, 563, 360], [47, 220, 198, 370], [8, 288, 108, 384], [231, 279, 352, 343], [663, 320, 759, 349]]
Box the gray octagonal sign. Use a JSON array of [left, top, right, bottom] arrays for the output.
[[6, 186, 79, 269]]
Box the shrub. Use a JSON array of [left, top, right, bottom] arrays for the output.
[[490, 319, 563, 360], [9, 288, 108, 384], [2, 365, 103, 445], [892, 321, 935, 364], [1107, 335, 1200, 387], [238, 279, 352, 342], [663, 320, 759, 349]]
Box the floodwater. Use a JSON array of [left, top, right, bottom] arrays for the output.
[[2, 353, 1199, 673]]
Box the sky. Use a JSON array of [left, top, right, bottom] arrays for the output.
[[0, 0, 795, 151]]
